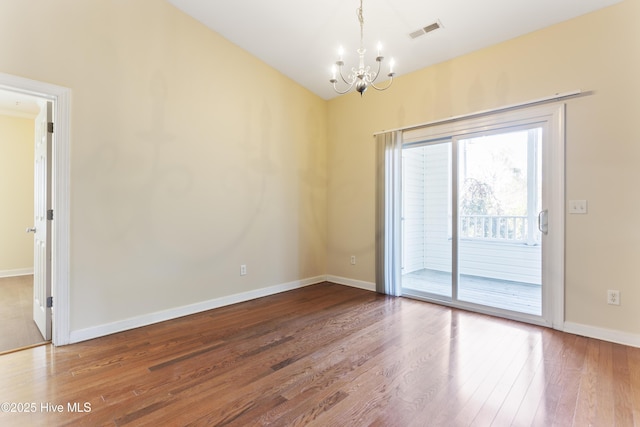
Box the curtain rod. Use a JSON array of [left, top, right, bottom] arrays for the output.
[[373, 89, 583, 136]]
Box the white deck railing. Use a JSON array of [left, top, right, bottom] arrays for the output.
[[460, 215, 540, 245]]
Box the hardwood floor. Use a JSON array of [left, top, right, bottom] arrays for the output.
[[0, 275, 46, 354], [0, 282, 638, 426]]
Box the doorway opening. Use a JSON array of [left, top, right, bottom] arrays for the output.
[[0, 90, 48, 353], [0, 73, 71, 348]]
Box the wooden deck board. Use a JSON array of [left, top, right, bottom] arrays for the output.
[[403, 268, 541, 315]]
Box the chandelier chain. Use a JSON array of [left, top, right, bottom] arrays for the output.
[[357, 0, 364, 50]]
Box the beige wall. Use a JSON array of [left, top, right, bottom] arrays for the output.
[[0, 0, 327, 332], [328, 0, 640, 336], [0, 115, 34, 273]]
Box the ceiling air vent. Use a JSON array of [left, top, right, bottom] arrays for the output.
[[409, 20, 443, 39]]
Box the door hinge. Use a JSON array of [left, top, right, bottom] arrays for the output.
[[47, 209, 54, 220], [46, 296, 53, 308], [47, 122, 54, 133]]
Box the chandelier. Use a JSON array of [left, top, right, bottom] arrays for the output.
[[329, 0, 395, 96]]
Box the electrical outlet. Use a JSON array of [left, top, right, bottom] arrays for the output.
[[240, 264, 247, 276], [607, 289, 620, 305], [350, 255, 356, 265]]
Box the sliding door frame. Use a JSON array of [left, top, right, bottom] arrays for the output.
[[401, 103, 565, 329]]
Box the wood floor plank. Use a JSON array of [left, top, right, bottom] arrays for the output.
[[596, 340, 616, 425], [546, 334, 588, 426], [479, 333, 545, 426], [0, 282, 639, 426], [509, 328, 566, 426], [528, 329, 572, 427], [612, 343, 635, 426], [573, 338, 601, 426], [628, 344, 640, 425], [450, 328, 537, 426]]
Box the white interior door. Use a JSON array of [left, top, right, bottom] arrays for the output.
[[32, 100, 52, 340]]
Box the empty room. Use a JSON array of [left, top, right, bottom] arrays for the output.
[[0, 0, 639, 425]]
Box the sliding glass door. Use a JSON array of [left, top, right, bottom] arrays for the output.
[[402, 141, 453, 298], [399, 105, 564, 326], [457, 128, 541, 315]]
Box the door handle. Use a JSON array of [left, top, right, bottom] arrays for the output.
[[537, 210, 548, 235], [26, 227, 36, 233]]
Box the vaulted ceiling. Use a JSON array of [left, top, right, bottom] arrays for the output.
[[168, 0, 622, 100]]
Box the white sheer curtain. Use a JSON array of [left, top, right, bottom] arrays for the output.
[[375, 131, 402, 296]]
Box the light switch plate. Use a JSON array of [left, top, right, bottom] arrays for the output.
[[569, 200, 588, 214]]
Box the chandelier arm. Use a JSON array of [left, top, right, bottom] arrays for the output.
[[338, 66, 355, 85], [368, 58, 383, 84], [369, 75, 394, 91], [332, 80, 357, 95]]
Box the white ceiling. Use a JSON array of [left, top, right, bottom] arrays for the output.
[[167, 0, 622, 100]]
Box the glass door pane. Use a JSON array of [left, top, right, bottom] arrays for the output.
[[457, 129, 542, 315], [402, 142, 452, 298]]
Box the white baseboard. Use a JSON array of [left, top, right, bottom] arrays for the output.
[[563, 321, 640, 348], [69, 275, 327, 344], [0, 268, 34, 278], [326, 275, 376, 292], [67, 276, 640, 350]]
